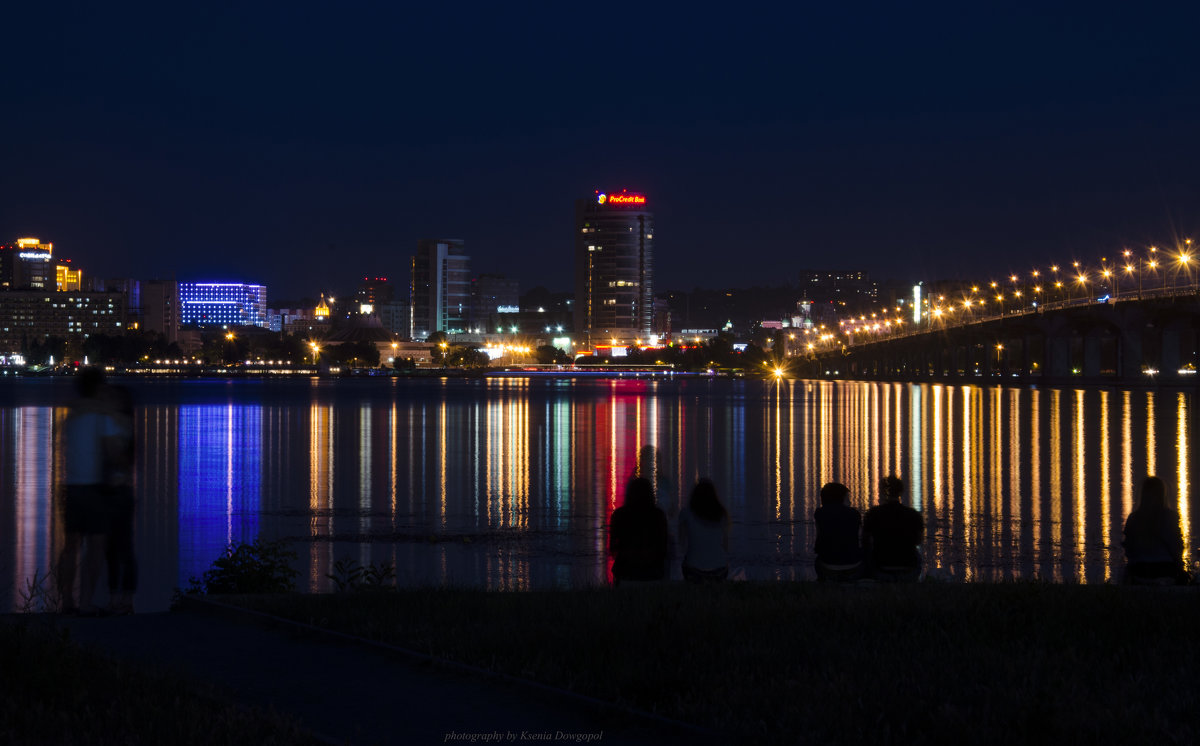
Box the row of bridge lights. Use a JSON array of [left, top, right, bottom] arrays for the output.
[[928, 240, 1195, 318], [804, 240, 1196, 353]]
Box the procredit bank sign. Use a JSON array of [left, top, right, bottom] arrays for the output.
[[596, 192, 647, 206]]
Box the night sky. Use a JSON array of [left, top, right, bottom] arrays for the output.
[[4, 3, 1199, 300]]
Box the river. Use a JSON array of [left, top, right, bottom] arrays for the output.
[[1, 376, 1195, 612]]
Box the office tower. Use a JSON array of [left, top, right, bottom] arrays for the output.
[[470, 273, 520, 331], [0, 238, 55, 290], [797, 270, 878, 304], [179, 282, 268, 328], [574, 190, 654, 347], [56, 262, 83, 291], [142, 280, 180, 343], [410, 239, 470, 340], [357, 277, 395, 312]]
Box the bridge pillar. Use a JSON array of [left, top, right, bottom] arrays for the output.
[[1083, 335, 1103, 377], [1046, 334, 1072, 377], [1120, 327, 1143, 380], [1161, 328, 1181, 376]]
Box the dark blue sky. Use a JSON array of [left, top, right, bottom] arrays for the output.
[[3, 2, 1198, 299]]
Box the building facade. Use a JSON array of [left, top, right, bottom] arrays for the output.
[[142, 280, 180, 343], [470, 273, 520, 333], [0, 238, 57, 290], [0, 290, 126, 354], [574, 190, 654, 347], [179, 282, 268, 328], [798, 270, 878, 305], [357, 277, 395, 311], [410, 239, 470, 340]]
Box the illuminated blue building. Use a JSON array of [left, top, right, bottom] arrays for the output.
[[179, 282, 268, 328]]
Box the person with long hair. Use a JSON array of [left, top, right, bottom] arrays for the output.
[[813, 482, 862, 581], [1122, 476, 1188, 584], [678, 478, 730, 583], [608, 477, 669, 585]]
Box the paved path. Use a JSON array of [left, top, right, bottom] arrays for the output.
[[38, 601, 716, 746]]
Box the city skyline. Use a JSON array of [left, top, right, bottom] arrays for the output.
[[4, 5, 1199, 300]]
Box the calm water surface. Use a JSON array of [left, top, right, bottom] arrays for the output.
[[1, 376, 1196, 612]]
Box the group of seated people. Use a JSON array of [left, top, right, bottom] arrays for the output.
[[814, 476, 923, 582], [609, 471, 1191, 586]]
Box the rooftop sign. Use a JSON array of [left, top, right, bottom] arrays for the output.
[[596, 192, 647, 206]]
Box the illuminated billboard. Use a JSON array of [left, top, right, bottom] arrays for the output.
[[596, 191, 646, 206]]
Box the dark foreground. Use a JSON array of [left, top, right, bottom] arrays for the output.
[[4, 582, 1199, 745]]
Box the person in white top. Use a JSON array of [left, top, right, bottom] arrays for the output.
[[57, 367, 123, 615], [678, 478, 731, 583]]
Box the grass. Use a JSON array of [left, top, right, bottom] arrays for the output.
[[0, 619, 321, 746], [232, 582, 1200, 745]]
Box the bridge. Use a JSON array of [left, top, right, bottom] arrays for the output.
[[792, 283, 1200, 385]]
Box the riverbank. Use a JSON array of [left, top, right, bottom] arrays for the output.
[[230, 582, 1199, 745], [0, 614, 319, 745], [6, 582, 1199, 744]]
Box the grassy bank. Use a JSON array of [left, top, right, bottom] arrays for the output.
[[0, 619, 320, 746], [234, 582, 1200, 745]]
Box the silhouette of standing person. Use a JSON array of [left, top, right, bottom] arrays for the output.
[[58, 367, 122, 615], [104, 384, 137, 614], [813, 482, 862, 581], [678, 478, 730, 583], [1122, 476, 1188, 584], [862, 475, 923, 582], [609, 477, 669, 586]]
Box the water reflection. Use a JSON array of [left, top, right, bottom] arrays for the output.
[[1, 378, 1196, 612], [178, 404, 261, 587]]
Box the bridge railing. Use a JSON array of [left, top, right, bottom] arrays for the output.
[[824, 282, 1200, 351]]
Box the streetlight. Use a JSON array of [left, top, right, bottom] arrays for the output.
[[309, 342, 319, 365], [1175, 240, 1194, 293]]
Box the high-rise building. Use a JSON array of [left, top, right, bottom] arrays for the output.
[[179, 282, 268, 328], [470, 273, 520, 331], [574, 190, 654, 347], [56, 261, 83, 291], [356, 277, 395, 313], [142, 280, 180, 343], [797, 270, 878, 304], [410, 239, 470, 340], [0, 238, 55, 290]]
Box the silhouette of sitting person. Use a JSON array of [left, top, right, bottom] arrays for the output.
[[609, 477, 669, 586], [813, 482, 862, 581], [862, 475, 923, 582], [678, 478, 730, 583], [1122, 476, 1188, 584]]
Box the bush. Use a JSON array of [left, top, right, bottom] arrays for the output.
[[327, 558, 397, 592], [187, 538, 299, 595]]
